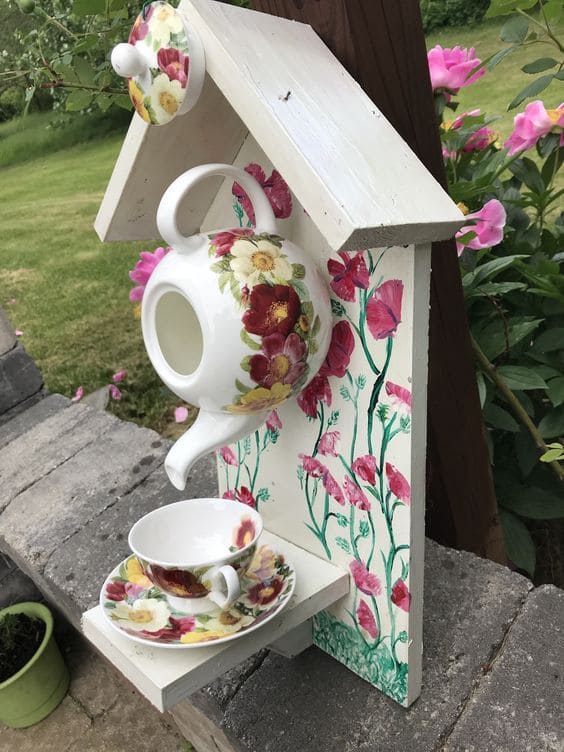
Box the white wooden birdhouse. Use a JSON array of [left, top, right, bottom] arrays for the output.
[[84, 0, 463, 712]]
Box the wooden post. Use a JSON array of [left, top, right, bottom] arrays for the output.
[[251, 0, 506, 563]]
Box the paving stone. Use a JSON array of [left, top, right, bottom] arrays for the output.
[[0, 389, 48, 428], [0, 345, 43, 414], [0, 308, 16, 356], [0, 402, 117, 512], [0, 696, 91, 752], [43, 454, 217, 621], [444, 584, 564, 752], [0, 564, 43, 608], [65, 633, 123, 718], [191, 540, 531, 752], [0, 393, 70, 450], [0, 420, 167, 573]]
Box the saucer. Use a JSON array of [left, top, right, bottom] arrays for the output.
[[100, 544, 295, 649]]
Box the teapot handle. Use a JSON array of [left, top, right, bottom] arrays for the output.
[[157, 163, 278, 251]]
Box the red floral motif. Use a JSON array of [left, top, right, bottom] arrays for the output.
[[299, 454, 327, 478], [157, 47, 189, 87], [350, 560, 382, 596], [322, 321, 355, 378], [232, 163, 292, 224], [249, 332, 306, 388], [142, 616, 196, 642], [318, 430, 340, 457], [247, 576, 285, 606], [219, 446, 238, 466], [351, 454, 378, 486], [106, 581, 127, 601], [128, 8, 151, 44], [233, 516, 257, 548], [343, 476, 371, 511], [327, 251, 369, 302], [385, 381, 412, 413], [386, 462, 411, 505], [222, 490, 236, 500], [297, 372, 331, 417], [366, 279, 403, 340], [243, 284, 301, 337], [357, 599, 378, 639], [149, 566, 208, 598], [391, 579, 411, 612], [266, 410, 282, 431], [237, 487, 256, 508], [210, 228, 254, 257], [322, 470, 345, 505]]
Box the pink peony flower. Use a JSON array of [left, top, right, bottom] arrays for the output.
[[351, 454, 378, 486], [232, 163, 292, 224], [350, 560, 382, 596], [327, 251, 369, 302], [343, 476, 371, 511], [220, 446, 238, 466], [109, 384, 121, 401], [299, 454, 327, 478], [427, 45, 485, 93], [443, 110, 496, 154], [249, 332, 307, 388], [157, 47, 189, 87], [366, 279, 403, 340], [266, 410, 282, 432], [357, 599, 378, 639], [323, 320, 355, 378], [385, 381, 412, 413], [504, 101, 564, 155], [174, 406, 189, 423], [129, 246, 170, 302], [318, 431, 340, 457], [322, 470, 345, 505], [297, 372, 332, 418], [112, 370, 126, 383], [455, 199, 506, 256], [386, 462, 411, 505], [71, 386, 84, 403], [391, 579, 411, 612], [210, 228, 254, 257]]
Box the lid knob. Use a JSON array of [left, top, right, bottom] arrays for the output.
[[111, 43, 146, 78]]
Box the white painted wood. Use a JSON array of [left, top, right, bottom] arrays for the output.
[[82, 530, 349, 711], [269, 620, 313, 658]]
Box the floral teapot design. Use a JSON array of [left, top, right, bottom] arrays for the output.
[[142, 164, 332, 490]]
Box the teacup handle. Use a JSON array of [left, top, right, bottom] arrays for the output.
[[206, 564, 241, 610], [157, 163, 278, 253]]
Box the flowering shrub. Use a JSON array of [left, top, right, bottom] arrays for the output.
[[430, 0, 564, 577]]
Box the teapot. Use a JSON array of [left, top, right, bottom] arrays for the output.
[[142, 164, 332, 490]]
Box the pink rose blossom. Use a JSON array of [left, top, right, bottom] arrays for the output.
[[129, 246, 170, 302], [504, 101, 564, 155], [322, 470, 345, 506], [299, 454, 327, 478], [350, 560, 382, 596], [443, 110, 496, 155], [71, 386, 84, 403], [112, 370, 126, 383], [391, 579, 411, 612], [344, 476, 371, 511], [456, 199, 506, 256], [232, 163, 292, 224], [351, 455, 378, 486], [427, 45, 485, 93], [318, 431, 340, 457], [327, 251, 369, 302], [220, 446, 238, 466], [385, 382, 412, 413], [357, 599, 378, 639], [109, 384, 121, 401], [266, 410, 282, 432], [366, 280, 403, 340], [210, 228, 254, 257], [174, 406, 189, 423], [386, 462, 411, 505], [157, 47, 189, 87]]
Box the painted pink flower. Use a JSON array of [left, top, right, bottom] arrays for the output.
[[427, 45, 485, 93], [266, 410, 282, 431], [112, 370, 127, 383], [222, 490, 236, 500], [109, 384, 122, 401], [343, 476, 371, 511], [385, 382, 412, 413], [210, 228, 254, 257], [124, 582, 144, 599], [129, 246, 170, 302], [128, 10, 150, 44], [174, 406, 189, 423], [318, 431, 340, 457], [322, 470, 345, 505], [232, 163, 292, 224], [106, 581, 126, 601], [455, 199, 506, 255], [366, 279, 403, 340], [504, 101, 564, 155], [327, 251, 369, 302], [351, 455, 377, 486], [297, 372, 332, 418], [299, 454, 327, 478], [220, 446, 238, 466], [386, 462, 411, 505], [357, 599, 378, 639], [237, 487, 256, 508], [71, 386, 84, 403], [350, 560, 382, 596], [322, 320, 355, 378], [157, 47, 189, 87], [249, 332, 306, 388], [391, 579, 411, 612]]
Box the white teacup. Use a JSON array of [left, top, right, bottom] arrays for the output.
[[128, 498, 262, 614]]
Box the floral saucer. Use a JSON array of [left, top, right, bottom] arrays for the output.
[[100, 544, 295, 649]]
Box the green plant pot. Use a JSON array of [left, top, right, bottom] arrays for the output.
[[0, 602, 69, 728]]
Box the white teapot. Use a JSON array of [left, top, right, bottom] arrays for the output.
[[142, 164, 332, 490]]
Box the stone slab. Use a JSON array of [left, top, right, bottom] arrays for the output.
[[0, 393, 70, 450], [43, 454, 216, 623], [0, 696, 91, 752], [0, 419, 167, 572], [0, 390, 48, 428], [444, 584, 564, 752], [0, 402, 117, 512], [188, 540, 531, 752], [0, 344, 43, 414], [0, 308, 16, 356], [0, 561, 43, 608]]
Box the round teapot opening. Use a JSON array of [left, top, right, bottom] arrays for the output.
[[155, 291, 203, 376]]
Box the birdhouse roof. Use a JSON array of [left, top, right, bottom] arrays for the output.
[[95, 0, 463, 251]]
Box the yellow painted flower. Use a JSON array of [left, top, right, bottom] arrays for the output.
[[128, 79, 150, 124], [150, 73, 183, 124], [180, 629, 230, 644], [246, 545, 276, 581], [229, 382, 292, 414], [202, 608, 254, 635], [126, 558, 152, 588], [112, 598, 170, 632], [229, 239, 292, 286]]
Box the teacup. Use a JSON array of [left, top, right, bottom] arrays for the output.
[[128, 498, 262, 615]]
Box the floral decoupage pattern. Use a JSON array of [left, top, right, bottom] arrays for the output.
[[216, 156, 424, 706]]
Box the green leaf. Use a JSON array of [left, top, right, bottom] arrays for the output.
[[539, 405, 564, 438], [114, 94, 132, 111], [235, 378, 251, 394], [500, 14, 529, 42], [240, 329, 261, 351], [291, 263, 306, 280], [477, 371, 487, 408], [72, 0, 106, 14], [499, 486, 564, 519], [531, 328, 564, 353], [65, 89, 92, 111], [463, 255, 527, 287], [486, 0, 536, 17], [465, 281, 526, 300], [474, 317, 542, 361], [96, 94, 112, 112], [335, 536, 350, 554], [240, 355, 252, 372], [548, 377, 564, 407], [521, 57, 558, 74], [508, 74, 554, 110], [509, 157, 544, 193], [514, 429, 538, 478], [540, 447, 564, 462], [496, 366, 547, 390], [484, 46, 517, 70], [543, 0, 563, 24], [73, 56, 95, 86], [483, 402, 520, 432], [499, 510, 535, 577]]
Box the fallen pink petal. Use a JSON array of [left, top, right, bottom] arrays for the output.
[[14, 329, 23, 337], [112, 370, 127, 383], [71, 386, 84, 403], [174, 406, 189, 423], [109, 384, 122, 401]]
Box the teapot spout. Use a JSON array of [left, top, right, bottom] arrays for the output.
[[164, 410, 266, 490]]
